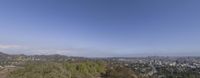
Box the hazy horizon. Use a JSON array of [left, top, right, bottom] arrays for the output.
[[1, 0, 200, 57]]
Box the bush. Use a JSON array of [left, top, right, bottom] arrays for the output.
[[8, 61, 106, 78]]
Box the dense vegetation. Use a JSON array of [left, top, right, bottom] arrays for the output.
[[7, 61, 141, 78], [8, 61, 106, 78], [103, 66, 138, 78]]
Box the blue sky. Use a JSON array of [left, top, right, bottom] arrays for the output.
[[0, 0, 200, 57]]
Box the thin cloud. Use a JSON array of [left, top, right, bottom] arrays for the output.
[[0, 44, 23, 49]]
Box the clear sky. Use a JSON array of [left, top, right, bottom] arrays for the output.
[[0, 0, 200, 57]]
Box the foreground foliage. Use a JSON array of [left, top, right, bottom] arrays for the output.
[[8, 61, 106, 78]]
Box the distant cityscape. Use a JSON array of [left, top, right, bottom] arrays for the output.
[[0, 52, 200, 78]]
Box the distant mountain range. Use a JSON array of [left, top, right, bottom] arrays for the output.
[[0, 52, 87, 66], [0, 52, 9, 56]]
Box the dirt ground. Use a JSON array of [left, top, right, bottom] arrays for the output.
[[0, 68, 16, 78]]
